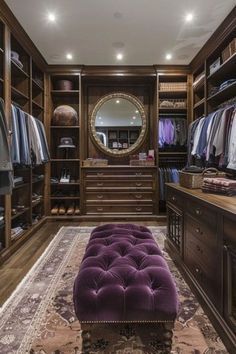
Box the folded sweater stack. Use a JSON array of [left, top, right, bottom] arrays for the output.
[[202, 177, 236, 196]]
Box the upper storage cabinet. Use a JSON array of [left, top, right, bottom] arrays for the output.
[[192, 65, 205, 120], [31, 61, 44, 120], [10, 34, 30, 112], [207, 29, 236, 113]]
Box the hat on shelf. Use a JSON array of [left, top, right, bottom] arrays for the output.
[[52, 105, 78, 126], [58, 137, 76, 149], [11, 51, 24, 69]]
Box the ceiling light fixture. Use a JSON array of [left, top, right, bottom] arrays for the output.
[[135, 110, 139, 113], [66, 53, 73, 60], [48, 13, 56, 22], [130, 122, 134, 125], [166, 53, 172, 60], [185, 13, 193, 22], [132, 116, 136, 120], [117, 53, 123, 60], [116, 100, 120, 104]]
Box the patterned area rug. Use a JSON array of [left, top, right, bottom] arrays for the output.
[[0, 226, 228, 354]]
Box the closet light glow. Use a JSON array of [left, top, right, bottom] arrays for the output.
[[66, 53, 73, 60], [185, 13, 193, 22], [48, 13, 56, 22], [166, 53, 172, 60], [116, 53, 123, 60]]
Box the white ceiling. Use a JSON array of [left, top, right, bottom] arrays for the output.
[[5, 0, 236, 65]]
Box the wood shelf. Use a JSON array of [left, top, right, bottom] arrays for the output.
[[51, 182, 80, 186], [50, 196, 80, 200], [193, 77, 205, 92], [32, 100, 44, 110], [194, 98, 205, 109], [11, 60, 29, 78], [51, 90, 79, 96], [32, 78, 43, 91], [207, 53, 236, 81], [159, 107, 187, 112], [11, 207, 30, 220], [159, 90, 187, 97], [11, 86, 29, 100], [51, 159, 80, 162], [13, 182, 29, 190], [50, 126, 80, 129], [207, 81, 236, 103], [159, 152, 187, 155]]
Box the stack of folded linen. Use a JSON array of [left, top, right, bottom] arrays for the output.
[[202, 177, 236, 196]]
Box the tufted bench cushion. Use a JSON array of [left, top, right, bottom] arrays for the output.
[[73, 224, 178, 323]]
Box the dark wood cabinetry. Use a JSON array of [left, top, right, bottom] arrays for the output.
[[166, 183, 236, 353], [82, 166, 157, 216]]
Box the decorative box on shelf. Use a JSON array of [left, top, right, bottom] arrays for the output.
[[82, 159, 108, 167], [222, 38, 236, 63], [209, 57, 221, 75]]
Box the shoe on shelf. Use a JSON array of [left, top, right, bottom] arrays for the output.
[[51, 204, 59, 215], [74, 204, 80, 215], [58, 204, 66, 215], [67, 203, 75, 215]]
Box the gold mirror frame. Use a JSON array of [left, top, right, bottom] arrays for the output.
[[90, 92, 147, 157]]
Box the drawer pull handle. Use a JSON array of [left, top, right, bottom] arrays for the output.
[[97, 183, 103, 186], [136, 173, 142, 176], [97, 173, 103, 177], [135, 194, 143, 199], [195, 267, 201, 274], [195, 227, 201, 234], [195, 208, 202, 215], [97, 207, 103, 212], [171, 196, 176, 202], [136, 183, 142, 187], [136, 207, 142, 211], [97, 195, 104, 199]]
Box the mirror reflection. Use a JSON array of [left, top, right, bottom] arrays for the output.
[[95, 97, 142, 150]]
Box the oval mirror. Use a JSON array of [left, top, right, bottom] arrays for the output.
[[90, 93, 147, 156]]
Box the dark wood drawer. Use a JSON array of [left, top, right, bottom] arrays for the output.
[[85, 204, 153, 215], [184, 232, 221, 307], [186, 199, 216, 227], [223, 216, 236, 246], [166, 189, 184, 209], [185, 214, 217, 249], [85, 180, 153, 189], [84, 169, 154, 179], [85, 191, 153, 202]]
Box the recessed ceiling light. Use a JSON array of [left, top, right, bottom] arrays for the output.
[[100, 121, 104, 125], [116, 100, 120, 104], [117, 53, 123, 60], [48, 13, 56, 22], [166, 53, 172, 60], [130, 122, 134, 125], [132, 116, 136, 120], [98, 116, 102, 120], [135, 110, 139, 114], [185, 13, 193, 22], [66, 53, 73, 60]]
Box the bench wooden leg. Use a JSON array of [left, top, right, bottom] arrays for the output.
[[81, 324, 92, 354], [162, 322, 174, 353]]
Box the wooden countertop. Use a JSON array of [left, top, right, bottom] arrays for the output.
[[166, 183, 236, 216], [81, 165, 157, 169]]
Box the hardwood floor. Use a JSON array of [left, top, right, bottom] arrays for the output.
[[0, 220, 164, 306]]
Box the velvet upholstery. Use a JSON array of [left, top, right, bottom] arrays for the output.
[[73, 224, 178, 322]]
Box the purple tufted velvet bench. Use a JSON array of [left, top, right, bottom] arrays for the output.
[[73, 224, 178, 353]]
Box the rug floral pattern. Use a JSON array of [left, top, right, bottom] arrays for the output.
[[0, 226, 228, 353]]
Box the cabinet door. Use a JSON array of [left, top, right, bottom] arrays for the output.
[[223, 244, 236, 331], [167, 204, 183, 257]]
